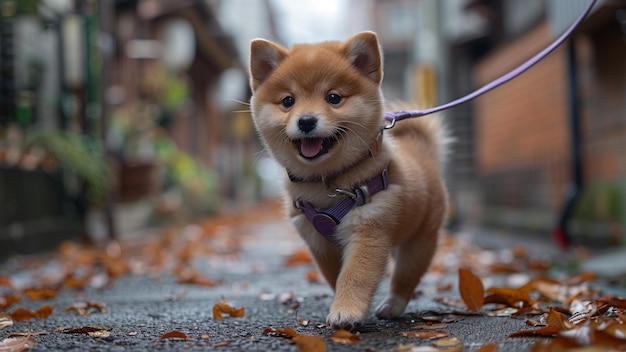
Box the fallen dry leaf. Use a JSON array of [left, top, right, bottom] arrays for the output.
[[419, 312, 466, 324], [0, 277, 12, 288], [484, 287, 533, 308], [305, 270, 323, 284], [23, 287, 57, 301], [330, 329, 360, 344], [565, 271, 596, 285], [508, 326, 560, 338], [8, 309, 34, 322], [401, 331, 449, 339], [0, 314, 13, 329], [432, 336, 461, 347], [411, 323, 448, 330], [458, 268, 484, 312], [159, 330, 190, 341], [546, 308, 575, 330], [176, 269, 219, 287], [62, 326, 112, 334], [33, 305, 54, 319], [0, 335, 36, 351], [262, 327, 299, 338], [87, 330, 111, 338], [61, 273, 91, 290], [8, 305, 54, 322], [285, 249, 313, 266], [293, 335, 326, 352], [212, 301, 245, 320], [7, 332, 46, 338], [474, 343, 498, 352], [0, 293, 21, 310], [214, 341, 230, 348], [64, 301, 109, 316]]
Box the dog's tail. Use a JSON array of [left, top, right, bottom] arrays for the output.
[[384, 102, 452, 167]]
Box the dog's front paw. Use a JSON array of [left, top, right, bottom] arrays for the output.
[[375, 294, 408, 320], [326, 310, 365, 331]]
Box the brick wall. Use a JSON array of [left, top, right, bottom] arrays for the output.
[[577, 21, 626, 181], [472, 21, 571, 228]]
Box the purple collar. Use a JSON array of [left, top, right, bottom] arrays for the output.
[[294, 167, 389, 245]]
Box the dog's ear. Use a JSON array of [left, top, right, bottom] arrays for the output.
[[249, 39, 288, 91], [344, 31, 383, 84]]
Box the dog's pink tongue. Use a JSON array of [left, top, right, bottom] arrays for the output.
[[300, 138, 323, 158]]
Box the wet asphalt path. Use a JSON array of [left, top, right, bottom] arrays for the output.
[[2, 218, 544, 351]]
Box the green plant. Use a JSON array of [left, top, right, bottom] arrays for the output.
[[154, 136, 218, 215], [24, 129, 109, 204]]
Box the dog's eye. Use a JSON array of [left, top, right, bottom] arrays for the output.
[[281, 96, 295, 108], [327, 93, 342, 105]]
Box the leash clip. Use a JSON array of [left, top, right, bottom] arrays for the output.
[[384, 118, 396, 130]]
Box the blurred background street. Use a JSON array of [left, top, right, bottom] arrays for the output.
[[1, 0, 626, 350]]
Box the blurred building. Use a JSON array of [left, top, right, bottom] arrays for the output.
[[0, 0, 277, 254], [342, 0, 625, 245], [412, 0, 626, 246]]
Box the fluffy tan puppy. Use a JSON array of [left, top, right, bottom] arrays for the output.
[[249, 31, 448, 330]]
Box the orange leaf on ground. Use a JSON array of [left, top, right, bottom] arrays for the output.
[[176, 269, 219, 287], [63, 326, 111, 334], [433, 336, 462, 347], [212, 301, 245, 320], [0, 277, 13, 288], [293, 335, 326, 352], [159, 330, 189, 341], [475, 343, 499, 352], [484, 287, 533, 308], [62, 273, 91, 290], [401, 331, 449, 339], [329, 329, 359, 344], [546, 308, 575, 330], [285, 249, 313, 266], [34, 305, 54, 319], [411, 323, 448, 330], [262, 327, 299, 339], [508, 326, 560, 338], [9, 308, 34, 322], [65, 301, 109, 316], [305, 270, 323, 284], [458, 267, 484, 312], [0, 293, 21, 310], [518, 277, 561, 292], [23, 287, 57, 300], [565, 271, 596, 285]]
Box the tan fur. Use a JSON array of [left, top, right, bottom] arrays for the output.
[[249, 32, 448, 330]]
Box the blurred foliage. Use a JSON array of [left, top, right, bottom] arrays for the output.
[[571, 180, 626, 245], [0, 126, 111, 205], [23, 129, 109, 204], [573, 181, 625, 222], [142, 65, 189, 113], [154, 135, 218, 215], [107, 103, 158, 162]]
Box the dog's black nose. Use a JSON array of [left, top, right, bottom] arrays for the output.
[[298, 116, 318, 134]]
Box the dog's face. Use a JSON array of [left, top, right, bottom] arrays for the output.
[[249, 32, 384, 180]]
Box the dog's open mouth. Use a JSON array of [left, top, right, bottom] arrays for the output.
[[294, 136, 338, 160]]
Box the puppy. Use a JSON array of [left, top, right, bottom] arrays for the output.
[[248, 31, 448, 330]]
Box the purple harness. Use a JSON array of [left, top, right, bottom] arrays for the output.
[[294, 167, 389, 244]]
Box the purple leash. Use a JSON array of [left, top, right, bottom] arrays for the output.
[[384, 0, 598, 123]]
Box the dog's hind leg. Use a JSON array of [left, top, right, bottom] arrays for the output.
[[375, 230, 437, 319]]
